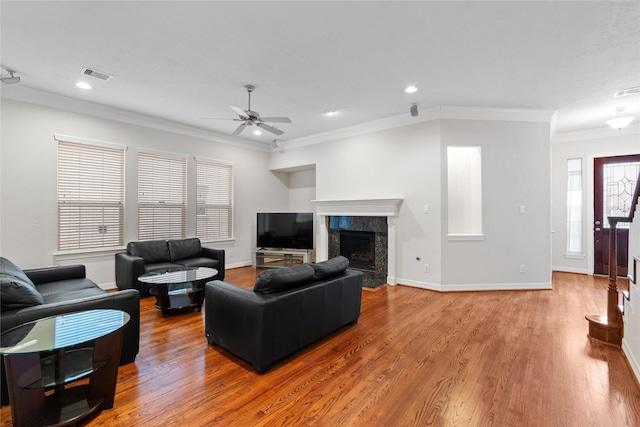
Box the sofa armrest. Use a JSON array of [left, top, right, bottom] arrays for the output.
[[204, 280, 274, 372], [202, 247, 225, 281], [115, 252, 145, 293], [24, 265, 86, 285]]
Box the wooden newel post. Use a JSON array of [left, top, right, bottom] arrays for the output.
[[607, 218, 621, 326], [585, 217, 623, 346]]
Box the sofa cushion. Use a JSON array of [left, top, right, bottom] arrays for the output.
[[311, 256, 349, 280], [143, 263, 182, 274], [175, 257, 219, 269], [127, 240, 170, 264], [1, 257, 45, 310], [168, 238, 201, 262], [254, 263, 315, 294]]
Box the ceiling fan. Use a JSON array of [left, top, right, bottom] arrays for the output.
[[204, 85, 291, 136]]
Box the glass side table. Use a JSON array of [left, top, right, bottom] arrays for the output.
[[0, 309, 130, 427]]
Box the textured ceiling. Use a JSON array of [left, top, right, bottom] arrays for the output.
[[1, 1, 639, 146]]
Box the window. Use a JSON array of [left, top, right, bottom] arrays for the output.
[[138, 150, 187, 240], [602, 161, 640, 230], [196, 158, 233, 240], [447, 146, 483, 239], [57, 137, 125, 251], [566, 158, 583, 255]]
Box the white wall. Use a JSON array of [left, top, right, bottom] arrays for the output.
[[270, 117, 552, 290], [0, 98, 290, 287], [440, 119, 551, 288], [551, 128, 639, 274], [288, 168, 316, 212]]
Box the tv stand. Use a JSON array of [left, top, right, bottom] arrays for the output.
[[253, 249, 311, 269]]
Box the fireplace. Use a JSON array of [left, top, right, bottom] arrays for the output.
[[311, 198, 403, 287], [328, 216, 388, 288], [340, 230, 375, 271]]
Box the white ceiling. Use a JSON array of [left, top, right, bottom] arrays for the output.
[[2, 1, 639, 147]]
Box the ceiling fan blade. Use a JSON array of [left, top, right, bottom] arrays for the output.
[[230, 106, 249, 119], [256, 122, 284, 136], [200, 117, 236, 120], [259, 117, 292, 123], [232, 123, 247, 136]]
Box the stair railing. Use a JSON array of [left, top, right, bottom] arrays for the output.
[[586, 171, 640, 346]]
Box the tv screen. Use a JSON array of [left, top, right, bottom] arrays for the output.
[[257, 212, 314, 250]]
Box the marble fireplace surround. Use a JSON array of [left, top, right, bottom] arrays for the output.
[[312, 198, 403, 286]]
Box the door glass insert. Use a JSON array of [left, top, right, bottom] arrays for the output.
[[603, 161, 640, 229]]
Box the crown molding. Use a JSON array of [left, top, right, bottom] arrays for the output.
[[3, 85, 557, 153], [1, 85, 270, 152], [551, 123, 640, 143], [283, 105, 555, 150]]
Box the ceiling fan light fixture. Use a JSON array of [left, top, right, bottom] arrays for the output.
[[606, 107, 635, 130], [253, 129, 262, 135], [324, 110, 338, 116]]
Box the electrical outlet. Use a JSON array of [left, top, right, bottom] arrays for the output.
[[519, 265, 525, 273], [424, 264, 430, 273]]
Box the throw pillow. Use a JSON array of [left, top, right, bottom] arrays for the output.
[[254, 263, 315, 294], [1, 257, 45, 310], [311, 256, 349, 280]]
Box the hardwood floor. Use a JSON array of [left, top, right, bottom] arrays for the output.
[[2, 269, 639, 426]]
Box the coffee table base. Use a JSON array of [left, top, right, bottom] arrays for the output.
[[153, 285, 205, 317]]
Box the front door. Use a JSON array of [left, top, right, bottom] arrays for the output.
[[593, 154, 640, 276]]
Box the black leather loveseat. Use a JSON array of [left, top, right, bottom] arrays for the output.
[[115, 237, 225, 295], [204, 256, 363, 373], [0, 257, 140, 406]]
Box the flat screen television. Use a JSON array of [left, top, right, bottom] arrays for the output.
[[257, 212, 314, 250]]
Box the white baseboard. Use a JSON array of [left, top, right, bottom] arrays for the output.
[[395, 278, 552, 292], [622, 339, 640, 386], [552, 266, 588, 274]]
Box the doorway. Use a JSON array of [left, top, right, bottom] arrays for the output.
[[593, 154, 640, 276]]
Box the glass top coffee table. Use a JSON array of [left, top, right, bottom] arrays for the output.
[[138, 267, 217, 317], [0, 309, 129, 427]]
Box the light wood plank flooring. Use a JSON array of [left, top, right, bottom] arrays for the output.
[[2, 269, 639, 426]]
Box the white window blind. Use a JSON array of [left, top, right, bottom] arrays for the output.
[[196, 159, 233, 240], [57, 140, 125, 250], [138, 151, 186, 240], [566, 158, 583, 254]]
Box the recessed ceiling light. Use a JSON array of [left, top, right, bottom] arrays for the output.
[[76, 81, 92, 90], [253, 129, 262, 135], [404, 85, 418, 94], [324, 110, 338, 116]]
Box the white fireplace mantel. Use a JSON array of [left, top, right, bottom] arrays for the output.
[[312, 198, 403, 217], [311, 198, 403, 285]]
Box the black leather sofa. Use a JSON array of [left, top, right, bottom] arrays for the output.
[[204, 256, 363, 373], [115, 237, 225, 295], [0, 257, 140, 406]]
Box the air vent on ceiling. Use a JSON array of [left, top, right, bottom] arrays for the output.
[[614, 86, 640, 97], [81, 67, 113, 81]]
